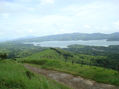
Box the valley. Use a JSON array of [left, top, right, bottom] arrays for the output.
[[0, 39, 119, 89], [1, 0, 119, 88]]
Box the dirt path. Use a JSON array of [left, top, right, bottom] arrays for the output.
[[24, 64, 119, 89]]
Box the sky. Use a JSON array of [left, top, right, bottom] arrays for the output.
[[0, 0, 119, 41]]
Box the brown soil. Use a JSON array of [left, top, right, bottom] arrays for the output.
[[24, 64, 119, 89]]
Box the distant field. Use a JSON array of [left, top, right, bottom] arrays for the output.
[[0, 60, 71, 89]]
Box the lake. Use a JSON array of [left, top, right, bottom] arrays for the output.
[[24, 40, 119, 48]]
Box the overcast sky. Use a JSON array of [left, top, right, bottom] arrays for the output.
[[0, 0, 119, 40]]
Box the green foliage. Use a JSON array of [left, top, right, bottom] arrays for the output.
[[22, 58, 119, 86], [18, 48, 119, 71], [0, 42, 46, 58], [19, 48, 119, 86], [0, 53, 8, 59], [0, 60, 71, 89], [1, 42, 119, 71], [1, 41, 119, 87], [19, 48, 71, 62], [65, 45, 119, 70]]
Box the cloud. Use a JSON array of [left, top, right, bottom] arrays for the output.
[[0, 32, 4, 36], [113, 21, 119, 29], [114, 21, 119, 26], [61, 2, 103, 15], [0, 0, 119, 40], [40, 0, 55, 5], [29, 29, 33, 33], [1, 13, 10, 19], [84, 25, 91, 29]]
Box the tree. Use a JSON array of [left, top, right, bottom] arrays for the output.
[[0, 53, 8, 59], [118, 65, 119, 72]]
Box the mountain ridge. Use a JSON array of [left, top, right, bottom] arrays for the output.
[[11, 32, 119, 42]]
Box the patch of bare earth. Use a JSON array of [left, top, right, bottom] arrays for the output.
[[24, 64, 119, 89]]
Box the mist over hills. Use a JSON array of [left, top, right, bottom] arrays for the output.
[[13, 32, 119, 42]]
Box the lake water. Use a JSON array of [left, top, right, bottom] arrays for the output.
[[24, 40, 119, 48]]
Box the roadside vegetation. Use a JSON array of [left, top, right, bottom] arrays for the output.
[[0, 60, 71, 89], [19, 49, 119, 86]]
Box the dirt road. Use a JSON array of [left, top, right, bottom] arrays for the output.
[[24, 64, 119, 89]]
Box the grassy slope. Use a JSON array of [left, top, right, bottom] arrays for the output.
[[19, 49, 119, 86], [0, 60, 71, 89], [21, 48, 107, 66], [18, 48, 93, 63]]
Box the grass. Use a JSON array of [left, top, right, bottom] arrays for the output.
[[22, 59, 119, 86], [0, 60, 71, 89], [18, 48, 75, 62], [18, 48, 119, 86]]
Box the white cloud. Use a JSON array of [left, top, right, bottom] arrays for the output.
[[0, 32, 4, 36], [40, 0, 55, 5], [1, 13, 10, 19], [41, 15, 72, 24], [29, 29, 33, 33], [20, 0, 33, 3], [114, 21, 119, 26], [84, 25, 91, 29], [113, 21, 119, 29], [62, 2, 104, 15], [0, 0, 119, 40]]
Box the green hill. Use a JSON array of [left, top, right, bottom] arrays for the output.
[[19, 48, 74, 63], [20, 48, 111, 70], [18, 48, 119, 86]]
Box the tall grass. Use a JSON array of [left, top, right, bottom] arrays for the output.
[[0, 60, 71, 89], [23, 59, 119, 86], [18, 48, 119, 86]]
